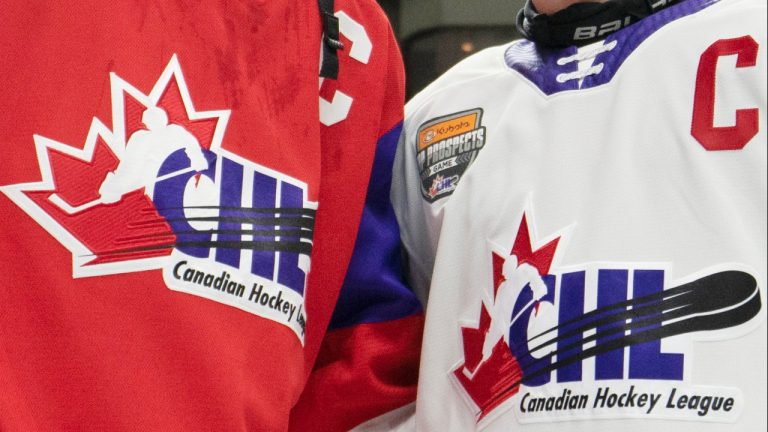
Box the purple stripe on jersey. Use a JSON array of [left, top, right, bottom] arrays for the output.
[[328, 123, 423, 330], [505, 41, 580, 95], [506, 0, 721, 95]]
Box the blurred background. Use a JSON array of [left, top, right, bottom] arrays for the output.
[[377, 0, 526, 99]]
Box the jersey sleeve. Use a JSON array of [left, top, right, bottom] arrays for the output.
[[391, 116, 441, 306], [288, 2, 424, 431], [392, 44, 507, 305]]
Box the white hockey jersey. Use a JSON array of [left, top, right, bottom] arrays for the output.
[[392, 0, 767, 430]]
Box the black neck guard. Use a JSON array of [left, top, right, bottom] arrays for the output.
[[516, 0, 680, 48]]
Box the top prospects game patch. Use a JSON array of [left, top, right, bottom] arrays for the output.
[[417, 108, 486, 202]]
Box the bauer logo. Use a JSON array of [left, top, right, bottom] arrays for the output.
[[416, 108, 485, 202], [1, 56, 314, 342], [452, 209, 762, 426]]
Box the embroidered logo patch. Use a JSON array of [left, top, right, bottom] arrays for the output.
[[1, 56, 313, 342], [453, 209, 763, 426], [416, 108, 486, 202]]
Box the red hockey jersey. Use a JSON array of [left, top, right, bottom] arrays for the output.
[[0, 1, 422, 431]]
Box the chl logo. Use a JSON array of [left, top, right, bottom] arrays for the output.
[[2, 56, 315, 341], [453, 211, 762, 423], [416, 108, 486, 203]]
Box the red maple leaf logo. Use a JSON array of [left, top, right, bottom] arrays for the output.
[[1, 56, 229, 277], [453, 212, 560, 421], [428, 175, 443, 198]]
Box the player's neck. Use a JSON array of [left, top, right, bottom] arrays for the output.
[[532, 0, 609, 15]]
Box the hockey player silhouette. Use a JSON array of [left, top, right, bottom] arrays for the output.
[[99, 106, 208, 204], [480, 254, 547, 367]]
